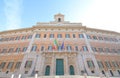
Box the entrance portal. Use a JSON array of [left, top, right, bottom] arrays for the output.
[[56, 59, 64, 75]]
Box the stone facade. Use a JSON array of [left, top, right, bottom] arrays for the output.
[[0, 13, 120, 78]]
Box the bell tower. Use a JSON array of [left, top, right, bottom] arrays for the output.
[[54, 13, 64, 22]]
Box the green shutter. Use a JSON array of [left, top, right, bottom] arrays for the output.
[[70, 65, 75, 75], [45, 66, 50, 75], [56, 59, 64, 75]]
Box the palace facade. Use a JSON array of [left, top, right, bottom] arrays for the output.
[[0, 13, 120, 78]]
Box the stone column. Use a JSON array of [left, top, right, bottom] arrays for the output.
[[35, 54, 41, 72], [64, 54, 69, 75], [75, 54, 80, 75], [51, 53, 55, 75], [39, 54, 45, 76]]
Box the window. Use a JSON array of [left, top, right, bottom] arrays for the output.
[[98, 37, 103, 40], [73, 34, 76, 38], [0, 38, 2, 42], [22, 47, 27, 52], [82, 46, 88, 51], [65, 34, 70, 38], [25, 71, 28, 74], [7, 62, 14, 69], [98, 48, 104, 52], [79, 34, 84, 38], [2, 49, 7, 53], [118, 49, 120, 52], [118, 49, 120, 53], [92, 47, 97, 52], [8, 48, 14, 53], [104, 37, 109, 41], [66, 45, 72, 51], [15, 62, 21, 69], [48, 45, 52, 51], [5, 38, 9, 41], [69, 65, 75, 75], [9, 37, 14, 41], [1, 38, 4, 42], [105, 61, 111, 68], [44, 34, 47, 38], [15, 36, 20, 40], [112, 61, 119, 68], [102, 70, 105, 75], [16, 48, 21, 53], [0, 62, 6, 69], [111, 49, 117, 53], [25, 61, 32, 68], [31, 45, 37, 52], [97, 61, 104, 68], [58, 45, 62, 51], [41, 46, 44, 51], [105, 48, 110, 53], [87, 35, 91, 39], [21, 36, 26, 40], [110, 70, 114, 76], [28, 35, 32, 39], [57, 34, 62, 38], [35, 34, 40, 38], [45, 66, 50, 75], [87, 60, 95, 68], [114, 38, 118, 42], [50, 34, 54, 38], [58, 18, 61, 22], [93, 36, 97, 40], [91, 70, 94, 73], [117, 70, 120, 75], [75, 46, 78, 51]]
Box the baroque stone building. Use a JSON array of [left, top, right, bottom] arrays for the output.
[[0, 13, 120, 78]]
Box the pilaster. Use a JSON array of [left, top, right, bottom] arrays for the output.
[[64, 54, 69, 75], [51, 53, 55, 75]]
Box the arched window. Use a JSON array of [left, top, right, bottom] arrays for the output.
[[45, 65, 50, 75], [58, 18, 61, 22], [69, 65, 75, 75]]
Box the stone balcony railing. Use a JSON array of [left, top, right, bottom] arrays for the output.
[[1, 74, 120, 78], [26, 75, 120, 78]]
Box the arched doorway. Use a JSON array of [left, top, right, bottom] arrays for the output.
[[45, 65, 50, 75], [69, 65, 75, 75]]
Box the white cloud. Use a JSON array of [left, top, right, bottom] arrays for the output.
[[4, 0, 23, 30]]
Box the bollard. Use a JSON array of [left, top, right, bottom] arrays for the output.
[[84, 73, 87, 78], [106, 72, 109, 78], [35, 74, 38, 78], [100, 73, 103, 78], [18, 74, 21, 78], [11, 74, 14, 78]]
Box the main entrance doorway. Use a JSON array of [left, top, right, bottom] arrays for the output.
[[56, 59, 64, 75]]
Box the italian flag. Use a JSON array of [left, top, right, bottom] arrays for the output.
[[53, 39, 58, 50]]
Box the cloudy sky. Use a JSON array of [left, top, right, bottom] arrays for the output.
[[0, 0, 120, 32]]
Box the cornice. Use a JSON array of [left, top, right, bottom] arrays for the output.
[[0, 23, 120, 35], [86, 27, 120, 35]]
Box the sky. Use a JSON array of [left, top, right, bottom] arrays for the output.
[[0, 0, 120, 33]]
